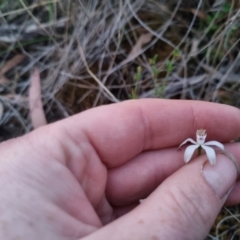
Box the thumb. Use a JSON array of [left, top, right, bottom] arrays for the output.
[[83, 154, 238, 240]]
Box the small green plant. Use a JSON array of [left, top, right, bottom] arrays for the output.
[[129, 66, 142, 99], [149, 55, 161, 98], [198, 3, 234, 65], [159, 59, 174, 97], [46, 1, 55, 23], [203, 3, 231, 33], [149, 50, 179, 98]]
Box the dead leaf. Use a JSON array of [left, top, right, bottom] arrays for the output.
[[180, 8, 207, 20], [127, 33, 153, 61], [0, 54, 26, 84], [0, 54, 26, 75], [29, 68, 47, 129], [189, 8, 207, 20]]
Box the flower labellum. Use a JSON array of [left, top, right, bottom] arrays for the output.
[[178, 129, 224, 165]]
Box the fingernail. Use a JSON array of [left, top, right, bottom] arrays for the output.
[[202, 154, 238, 199]]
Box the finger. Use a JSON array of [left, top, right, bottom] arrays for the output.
[[106, 143, 240, 206], [54, 99, 240, 168], [106, 147, 185, 206], [82, 154, 238, 240]]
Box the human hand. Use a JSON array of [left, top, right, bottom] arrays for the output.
[[1, 99, 240, 240]]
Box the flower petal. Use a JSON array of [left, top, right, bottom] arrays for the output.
[[178, 138, 197, 149], [202, 145, 216, 165], [204, 141, 224, 150], [184, 145, 199, 163]]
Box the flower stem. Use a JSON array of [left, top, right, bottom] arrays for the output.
[[198, 146, 202, 156]]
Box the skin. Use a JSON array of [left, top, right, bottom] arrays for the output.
[[0, 99, 240, 240]]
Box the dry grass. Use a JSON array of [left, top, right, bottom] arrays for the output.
[[0, 0, 240, 239]]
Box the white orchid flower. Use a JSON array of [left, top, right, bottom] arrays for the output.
[[178, 129, 224, 165]]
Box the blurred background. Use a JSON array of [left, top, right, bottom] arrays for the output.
[[0, 0, 240, 239]]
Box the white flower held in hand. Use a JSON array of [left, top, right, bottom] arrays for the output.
[[179, 129, 225, 165]]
